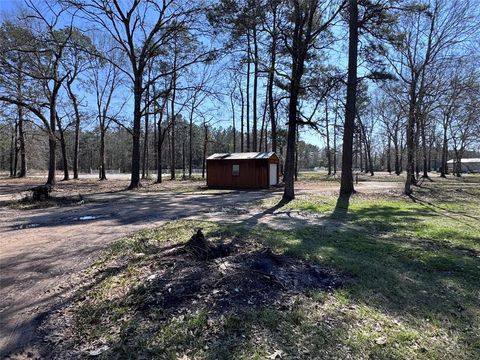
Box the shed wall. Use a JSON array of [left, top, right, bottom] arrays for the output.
[[207, 159, 270, 188]]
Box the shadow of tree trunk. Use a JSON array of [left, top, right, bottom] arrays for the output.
[[332, 193, 351, 220], [242, 198, 291, 226]]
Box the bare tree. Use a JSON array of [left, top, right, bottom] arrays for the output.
[[87, 44, 126, 180], [280, 0, 344, 201], [68, 0, 212, 188], [387, 0, 477, 194], [0, 1, 76, 186], [448, 71, 479, 176], [62, 28, 95, 180]]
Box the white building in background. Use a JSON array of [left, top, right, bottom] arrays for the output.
[[447, 158, 480, 173]]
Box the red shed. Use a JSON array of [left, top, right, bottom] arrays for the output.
[[207, 152, 280, 189]]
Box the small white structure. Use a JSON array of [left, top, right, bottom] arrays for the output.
[[447, 158, 480, 173]]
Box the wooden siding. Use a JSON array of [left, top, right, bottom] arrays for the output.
[[207, 158, 275, 188]]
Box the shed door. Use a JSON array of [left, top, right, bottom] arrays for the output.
[[269, 163, 277, 186]]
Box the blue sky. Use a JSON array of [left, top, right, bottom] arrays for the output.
[[0, 0, 21, 13]]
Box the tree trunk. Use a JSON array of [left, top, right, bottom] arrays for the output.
[[364, 144, 369, 174], [387, 135, 391, 174], [283, 92, 298, 200], [339, 0, 358, 195], [421, 114, 429, 178], [230, 92, 236, 153], [353, 134, 358, 170], [264, 118, 268, 152], [46, 97, 57, 186], [9, 130, 15, 178], [279, 141, 284, 175], [202, 124, 208, 179], [394, 134, 400, 175], [189, 104, 194, 178], [282, 35, 306, 201], [414, 115, 421, 180], [325, 100, 331, 175], [440, 123, 448, 177], [366, 142, 374, 176], [240, 79, 244, 152], [157, 120, 163, 183], [17, 95, 26, 178], [57, 120, 69, 181], [153, 101, 158, 177], [73, 107, 80, 179], [400, 134, 404, 174], [99, 125, 107, 180], [182, 126, 186, 179], [404, 82, 417, 195], [246, 30, 251, 152], [359, 134, 363, 171], [13, 119, 18, 177], [427, 136, 433, 172], [295, 124, 299, 181], [156, 103, 164, 183], [170, 71, 177, 180], [157, 114, 163, 184], [252, 24, 258, 152], [454, 150, 462, 177], [333, 103, 337, 174], [259, 91, 268, 151], [67, 83, 81, 180], [268, 5, 277, 153], [129, 74, 142, 189], [142, 86, 150, 180]]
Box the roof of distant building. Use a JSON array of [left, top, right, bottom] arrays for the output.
[[207, 152, 276, 160]]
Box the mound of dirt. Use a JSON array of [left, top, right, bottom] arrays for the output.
[[138, 230, 341, 314]]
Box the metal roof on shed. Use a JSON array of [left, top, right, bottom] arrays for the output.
[[207, 152, 276, 160]]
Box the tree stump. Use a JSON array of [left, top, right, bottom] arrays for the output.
[[30, 185, 52, 201], [184, 229, 231, 260]]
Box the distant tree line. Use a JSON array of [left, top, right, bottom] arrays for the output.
[[0, 118, 326, 176]]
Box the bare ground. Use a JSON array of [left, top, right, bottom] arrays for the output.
[[0, 175, 401, 358]]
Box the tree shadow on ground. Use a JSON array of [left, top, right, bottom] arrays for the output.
[[330, 193, 351, 220], [408, 192, 480, 224], [241, 198, 291, 226]]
